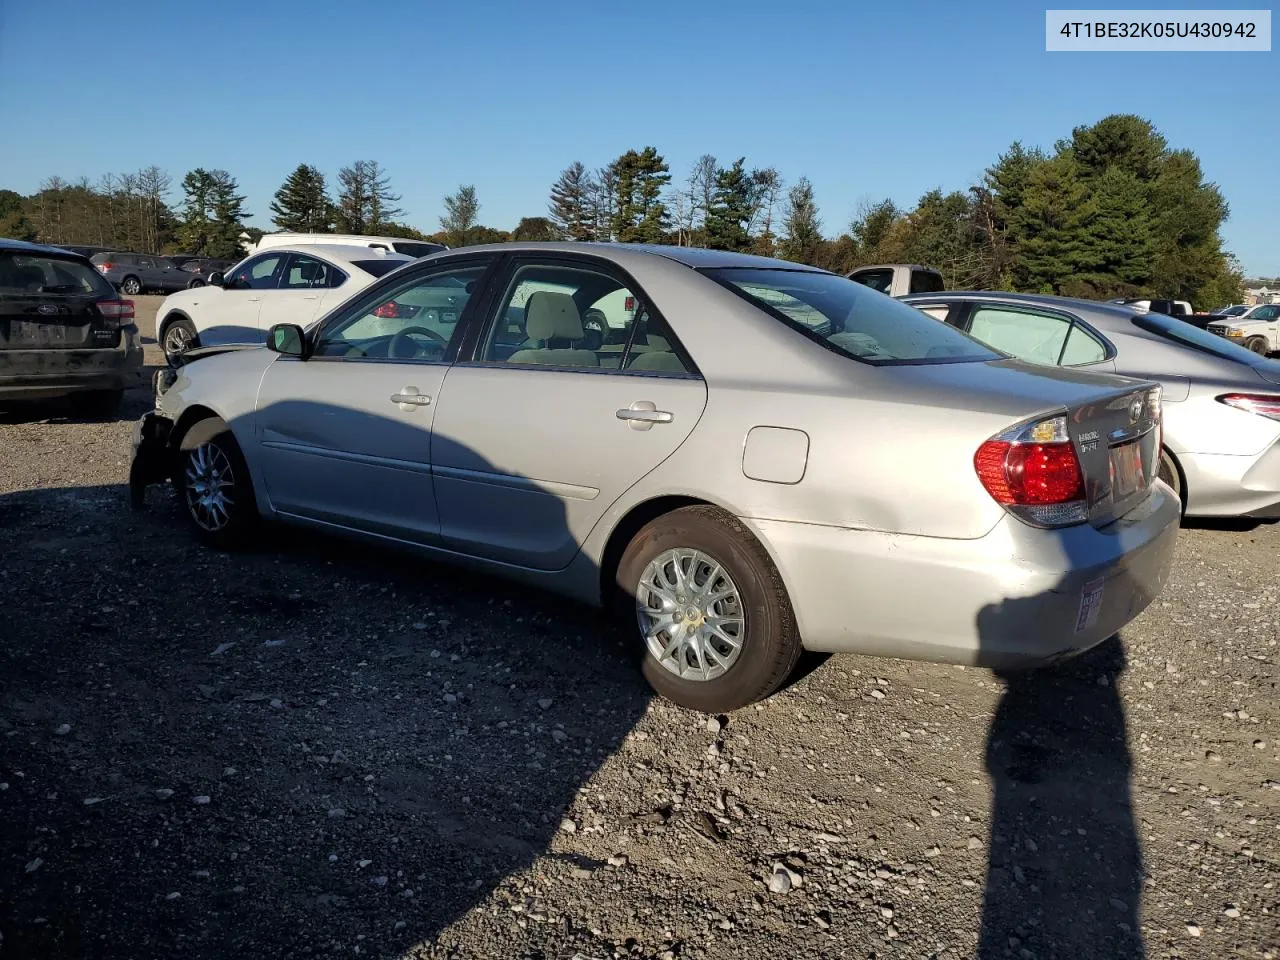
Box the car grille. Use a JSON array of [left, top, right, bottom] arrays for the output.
[[1206, 324, 1228, 335]]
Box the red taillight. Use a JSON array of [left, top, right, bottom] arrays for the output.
[[624, 296, 635, 311], [1217, 393, 1280, 422], [98, 262, 114, 272], [974, 415, 1088, 528], [975, 440, 1086, 504], [373, 301, 399, 318], [97, 299, 135, 324]]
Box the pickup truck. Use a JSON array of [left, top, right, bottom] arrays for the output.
[[1205, 303, 1280, 355], [847, 263, 945, 297]]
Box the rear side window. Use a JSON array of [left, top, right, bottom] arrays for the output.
[[909, 269, 945, 294], [707, 267, 997, 365], [392, 241, 447, 258], [0, 253, 115, 297], [353, 259, 410, 279]]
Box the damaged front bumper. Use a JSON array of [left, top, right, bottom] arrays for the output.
[[128, 410, 175, 509]]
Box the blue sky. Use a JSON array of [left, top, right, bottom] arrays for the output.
[[0, 0, 1275, 274]]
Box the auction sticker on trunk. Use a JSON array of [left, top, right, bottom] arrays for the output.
[[1076, 577, 1106, 633]]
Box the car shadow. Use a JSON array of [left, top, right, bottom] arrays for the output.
[[0, 399, 658, 959], [975, 544, 1153, 957]]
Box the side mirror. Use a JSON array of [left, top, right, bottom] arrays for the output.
[[207, 272, 225, 287], [267, 323, 308, 358]]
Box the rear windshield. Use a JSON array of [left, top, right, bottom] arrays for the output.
[[1133, 313, 1276, 367], [353, 258, 410, 278], [391, 241, 446, 258], [0, 252, 115, 298], [706, 267, 999, 365]]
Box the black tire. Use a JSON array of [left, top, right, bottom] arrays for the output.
[[67, 389, 124, 420], [615, 505, 802, 713], [187, 278, 206, 288], [174, 418, 257, 550], [1157, 448, 1185, 514], [162, 317, 199, 367], [1246, 336, 1270, 356], [120, 275, 142, 296]]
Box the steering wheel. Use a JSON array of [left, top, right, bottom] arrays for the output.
[[388, 326, 446, 359]]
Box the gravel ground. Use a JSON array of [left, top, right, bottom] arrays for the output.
[[1, 297, 1276, 959]]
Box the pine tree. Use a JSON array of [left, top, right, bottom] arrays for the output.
[[609, 147, 671, 243], [207, 171, 249, 259], [270, 164, 334, 233], [548, 162, 595, 240], [177, 168, 215, 254], [778, 177, 822, 264], [440, 185, 479, 247], [704, 158, 754, 251]]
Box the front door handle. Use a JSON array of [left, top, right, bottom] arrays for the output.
[[391, 387, 432, 410], [617, 400, 674, 431]]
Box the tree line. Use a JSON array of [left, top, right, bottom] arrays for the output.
[[0, 114, 1243, 306]]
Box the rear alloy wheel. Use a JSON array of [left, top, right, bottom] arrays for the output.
[[617, 506, 802, 713], [1157, 448, 1184, 510], [1246, 336, 1270, 356], [176, 420, 257, 549], [163, 318, 198, 367], [120, 275, 142, 296], [67, 389, 124, 420]]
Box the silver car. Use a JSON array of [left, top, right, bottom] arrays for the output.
[[129, 245, 1179, 712], [903, 292, 1280, 519]]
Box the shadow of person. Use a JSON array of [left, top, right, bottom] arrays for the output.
[[0, 395, 658, 959], [977, 636, 1145, 959]]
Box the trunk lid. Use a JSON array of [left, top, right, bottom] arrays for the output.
[[890, 358, 1162, 527]]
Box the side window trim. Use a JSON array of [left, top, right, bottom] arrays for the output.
[[305, 255, 499, 365], [280, 253, 348, 290], [457, 253, 702, 379]]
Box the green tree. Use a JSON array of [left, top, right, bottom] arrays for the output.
[[207, 171, 250, 259], [704, 158, 754, 251], [176, 168, 216, 254], [335, 160, 403, 234], [512, 216, 557, 241], [778, 177, 822, 264], [548, 162, 594, 240], [608, 147, 671, 243], [1014, 154, 1095, 293], [0, 189, 37, 241], [270, 164, 334, 233], [440, 185, 480, 247]]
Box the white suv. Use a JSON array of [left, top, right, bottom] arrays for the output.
[[253, 232, 447, 259]]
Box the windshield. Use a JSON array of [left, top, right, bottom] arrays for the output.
[[707, 267, 999, 365], [353, 259, 411, 278], [1219, 305, 1247, 316], [1133, 312, 1280, 368]]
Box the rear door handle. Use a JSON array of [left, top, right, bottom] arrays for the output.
[[617, 400, 673, 431], [391, 387, 432, 410]]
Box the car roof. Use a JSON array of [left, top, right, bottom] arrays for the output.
[[255, 243, 416, 265], [428, 241, 831, 272], [849, 262, 941, 273], [901, 290, 1146, 323], [0, 237, 90, 257]]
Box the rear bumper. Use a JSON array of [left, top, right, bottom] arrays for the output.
[[744, 482, 1180, 668], [1180, 443, 1280, 518], [0, 330, 145, 401]]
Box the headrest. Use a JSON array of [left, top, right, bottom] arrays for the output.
[[644, 334, 670, 351], [525, 291, 583, 341]]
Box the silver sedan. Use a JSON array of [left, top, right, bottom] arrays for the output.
[[902, 292, 1280, 519], [129, 244, 1180, 712]]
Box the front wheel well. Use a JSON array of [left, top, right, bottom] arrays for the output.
[[171, 405, 223, 451], [158, 311, 192, 339]]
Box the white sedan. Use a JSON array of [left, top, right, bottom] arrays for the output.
[[154, 244, 414, 364]]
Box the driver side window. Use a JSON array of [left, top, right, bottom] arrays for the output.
[[313, 264, 486, 361], [227, 253, 287, 291]]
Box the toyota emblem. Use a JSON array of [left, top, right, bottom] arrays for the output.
[[1129, 397, 1143, 423]]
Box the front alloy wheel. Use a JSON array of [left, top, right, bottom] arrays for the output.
[[176, 420, 257, 549], [183, 441, 236, 533], [636, 548, 746, 682]]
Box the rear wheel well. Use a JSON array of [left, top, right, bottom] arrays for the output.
[[1159, 445, 1187, 510], [598, 495, 719, 606]]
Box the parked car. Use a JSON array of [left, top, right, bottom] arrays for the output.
[[174, 257, 234, 287], [1206, 303, 1280, 355], [154, 244, 414, 364], [130, 243, 1178, 713], [253, 232, 448, 259], [902, 291, 1280, 519], [847, 263, 945, 297], [1112, 297, 1196, 321], [91, 252, 202, 295], [0, 239, 143, 416], [55, 244, 112, 260]]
